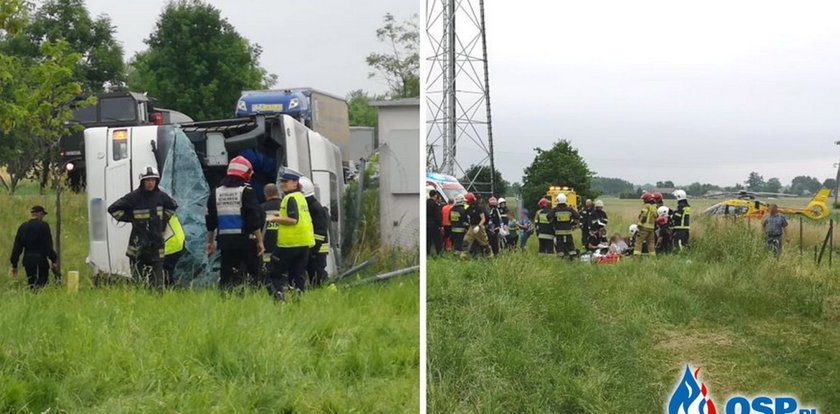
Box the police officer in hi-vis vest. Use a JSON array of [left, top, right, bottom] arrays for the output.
[[267, 168, 315, 301], [206, 156, 266, 290]]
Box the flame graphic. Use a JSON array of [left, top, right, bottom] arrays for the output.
[[668, 365, 717, 414]]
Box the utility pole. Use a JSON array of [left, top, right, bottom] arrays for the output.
[[834, 140, 840, 207]]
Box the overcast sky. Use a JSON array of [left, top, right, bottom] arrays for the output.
[[83, 0, 416, 98], [436, 0, 840, 187]]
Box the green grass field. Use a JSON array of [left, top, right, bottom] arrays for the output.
[[428, 198, 840, 413], [0, 190, 419, 413]]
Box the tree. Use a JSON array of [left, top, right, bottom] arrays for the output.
[[347, 89, 379, 128], [1, 0, 125, 93], [790, 175, 822, 196], [655, 180, 675, 188], [765, 177, 782, 193], [460, 164, 509, 198], [745, 172, 765, 192], [0, 0, 29, 36], [366, 13, 419, 98], [823, 178, 836, 191], [128, 0, 275, 120], [0, 40, 92, 193], [685, 182, 722, 197], [592, 176, 635, 195], [520, 140, 596, 209]]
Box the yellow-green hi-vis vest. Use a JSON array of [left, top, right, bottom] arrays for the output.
[[277, 192, 316, 248]]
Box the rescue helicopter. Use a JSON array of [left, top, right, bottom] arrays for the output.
[[703, 188, 832, 221]]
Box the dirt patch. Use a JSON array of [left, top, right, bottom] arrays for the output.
[[654, 320, 737, 353]]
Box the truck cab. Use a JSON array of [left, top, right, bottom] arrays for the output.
[[60, 92, 192, 190]]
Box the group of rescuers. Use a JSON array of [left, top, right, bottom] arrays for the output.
[[9, 155, 329, 299], [427, 188, 693, 259]]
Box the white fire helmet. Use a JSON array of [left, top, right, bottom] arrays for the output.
[[629, 224, 639, 235], [673, 189, 688, 201], [657, 206, 670, 217], [299, 176, 315, 197], [556, 193, 567, 204]]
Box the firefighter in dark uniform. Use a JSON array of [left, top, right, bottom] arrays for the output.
[[268, 169, 316, 300], [671, 190, 691, 252], [300, 176, 330, 287], [579, 199, 594, 244], [591, 199, 608, 229], [553, 193, 579, 260], [535, 198, 555, 255], [10, 206, 59, 290], [655, 206, 673, 254], [108, 166, 178, 288], [498, 198, 509, 226], [461, 192, 492, 258], [449, 194, 467, 252], [486, 197, 502, 255], [261, 183, 282, 281], [206, 156, 266, 291]]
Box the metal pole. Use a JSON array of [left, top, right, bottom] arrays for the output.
[[834, 141, 840, 207], [443, 0, 457, 175], [479, 0, 495, 196]]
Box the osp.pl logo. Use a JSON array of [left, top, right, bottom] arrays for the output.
[[668, 365, 818, 414]]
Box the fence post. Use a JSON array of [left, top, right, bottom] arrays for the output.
[[800, 217, 803, 259], [829, 221, 834, 267], [817, 221, 832, 266]]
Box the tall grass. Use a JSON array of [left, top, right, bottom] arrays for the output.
[[429, 199, 840, 413], [1, 187, 419, 412]]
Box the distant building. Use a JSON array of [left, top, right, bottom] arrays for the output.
[[371, 98, 420, 249]]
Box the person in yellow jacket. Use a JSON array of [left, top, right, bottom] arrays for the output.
[[163, 214, 186, 286], [634, 192, 658, 257], [267, 168, 315, 301]]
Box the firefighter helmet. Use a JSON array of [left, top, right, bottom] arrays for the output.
[[641, 192, 654, 203], [653, 192, 663, 201], [454, 194, 465, 204], [556, 193, 567, 204], [227, 156, 253, 181], [656, 216, 669, 226], [538, 198, 550, 208], [465, 192, 477, 204], [489, 197, 498, 207], [498, 197, 506, 204], [138, 165, 159, 181], [629, 224, 639, 235], [673, 189, 687, 201], [299, 176, 315, 197], [657, 206, 670, 217], [594, 199, 604, 208]]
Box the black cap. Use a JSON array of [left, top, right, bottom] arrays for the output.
[[31, 205, 47, 214]]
